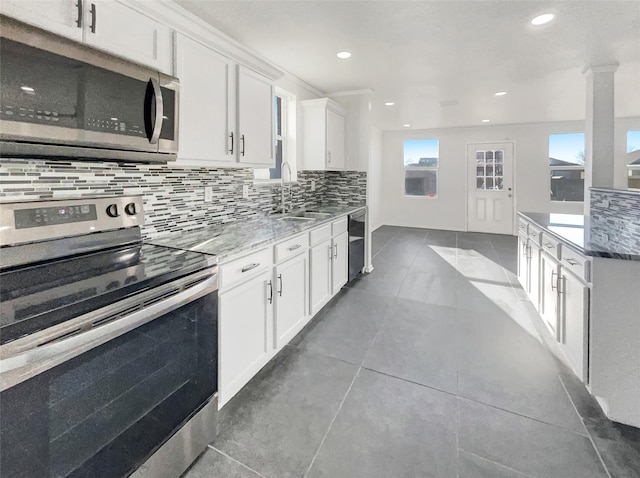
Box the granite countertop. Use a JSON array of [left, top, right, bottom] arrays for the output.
[[518, 212, 640, 261], [148, 205, 366, 262]]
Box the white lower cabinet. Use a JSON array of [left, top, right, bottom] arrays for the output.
[[539, 251, 560, 339], [528, 242, 541, 310], [331, 231, 349, 294], [517, 233, 529, 291], [310, 239, 333, 315], [219, 268, 273, 407], [560, 270, 588, 381], [274, 253, 309, 348]]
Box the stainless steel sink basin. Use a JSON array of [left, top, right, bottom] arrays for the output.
[[288, 212, 332, 219], [275, 216, 315, 222]]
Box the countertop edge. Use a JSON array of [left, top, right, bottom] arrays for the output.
[[517, 212, 640, 261]]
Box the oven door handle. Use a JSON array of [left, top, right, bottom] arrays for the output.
[[0, 270, 217, 392]]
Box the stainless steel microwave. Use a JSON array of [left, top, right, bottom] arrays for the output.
[[0, 16, 179, 162]]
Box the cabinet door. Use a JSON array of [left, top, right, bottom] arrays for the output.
[[175, 34, 233, 165], [517, 235, 529, 292], [219, 270, 273, 407], [561, 272, 588, 381], [1, 0, 83, 41], [237, 65, 274, 166], [310, 240, 333, 315], [326, 109, 345, 170], [528, 243, 540, 311], [275, 253, 308, 349], [540, 253, 559, 339], [331, 232, 349, 294], [83, 1, 172, 72]]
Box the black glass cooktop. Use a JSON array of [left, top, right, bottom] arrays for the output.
[[0, 243, 212, 345]]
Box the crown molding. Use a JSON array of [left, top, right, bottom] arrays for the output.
[[126, 0, 283, 80]]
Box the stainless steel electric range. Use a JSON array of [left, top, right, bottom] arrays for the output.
[[0, 196, 218, 478]]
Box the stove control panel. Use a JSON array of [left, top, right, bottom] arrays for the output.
[[0, 196, 144, 247]]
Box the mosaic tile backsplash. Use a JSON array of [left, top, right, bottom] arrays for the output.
[[0, 159, 367, 239], [590, 189, 640, 254]]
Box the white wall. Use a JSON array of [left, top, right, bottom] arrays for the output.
[[368, 127, 383, 231], [380, 117, 640, 232]]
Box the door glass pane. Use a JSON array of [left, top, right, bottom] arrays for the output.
[[495, 150, 503, 162], [476, 177, 485, 189], [476, 151, 485, 161], [495, 177, 504, 190]]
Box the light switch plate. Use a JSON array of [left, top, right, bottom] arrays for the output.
[[242, 185, 249, 199], [204, 186, 213, 202], [311, 179, 316, 192]]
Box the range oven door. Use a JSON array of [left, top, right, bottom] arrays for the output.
[[0, 16, 179, 162], [0, 268, 217, 478]]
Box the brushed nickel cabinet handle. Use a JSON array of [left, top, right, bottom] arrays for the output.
[[229, 132, 234, 154], [287, 244, 301, 251], [75, 0, 83, 27], [89, 3, 96, 33], [277, 274, 283, 296], [565, 258, 578, 266], [241, 263, 259, 273], [267, 280, 273, 304]]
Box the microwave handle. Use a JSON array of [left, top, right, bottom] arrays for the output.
[[149, 77, 164, 145]]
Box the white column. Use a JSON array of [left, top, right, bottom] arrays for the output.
[[583, 64, 618, 214]]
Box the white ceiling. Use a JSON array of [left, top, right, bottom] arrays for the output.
[[175, 0, 640, 132]]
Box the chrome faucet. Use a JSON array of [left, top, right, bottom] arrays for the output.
[[280, 161, 293, 214]]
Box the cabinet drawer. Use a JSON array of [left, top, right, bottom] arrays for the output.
[[332, 217, 348, 236], [275, 234, 309, 263], [220, 248, 273, 289], [561, 246, 591, 282], [528, 223, 543, 245], [310, 224, 332, 246], [518, 219, 529, 235], [540, 233, 561, 260]]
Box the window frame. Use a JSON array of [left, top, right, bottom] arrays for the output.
[[402, 138, 439, 199], [253, 87, 297, 185], [548, 132, 585, 203]]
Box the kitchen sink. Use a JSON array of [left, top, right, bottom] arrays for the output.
[[275, 216, 315, 222], [288, 211, 332, 219]]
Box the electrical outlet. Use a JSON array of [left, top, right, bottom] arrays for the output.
[[204, 186, 213, 202], [243, 185, 250, 199], [311, 179, 316, 192]]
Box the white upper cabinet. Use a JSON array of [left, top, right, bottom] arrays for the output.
[[83, 1, 172, 73], [236, 65, 274, 166], [1, 0, 172, 73], [175, 33, 233, 165], [1, 0, 83, 41], [301, 98, 346, 171]]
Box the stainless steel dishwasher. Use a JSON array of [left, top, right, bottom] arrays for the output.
[[348, 209, 366, 282]]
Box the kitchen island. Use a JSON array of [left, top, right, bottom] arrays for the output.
[[517, 211, 640, 428]]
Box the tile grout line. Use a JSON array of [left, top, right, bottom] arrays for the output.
[[556, 377, 613, 478], [206, 445, 270, 478], [303, 367, 362, 478], [457, 449, 538, 478]]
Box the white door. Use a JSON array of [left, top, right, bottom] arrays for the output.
[[331, 232, 349, 294], [326, 109, 345, 170], [310, 239, 333, 315], [83, 1, 172, 72], [237, 65, 274, 166], [275, 254, 308, 349], [175, 34, 233, 165], [467, 142, 514, 234], [1, 0, 83, 41], [218, 270, 273, 407]]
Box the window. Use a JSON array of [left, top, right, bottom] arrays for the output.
[[403, 139, 439, 197], [475, 149, 505, 190], [254, 90, 295, 183], [627, 130, 640, 190], [549, 132, 585, 202]]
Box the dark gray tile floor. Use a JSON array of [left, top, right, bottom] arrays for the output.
[[184, 226, 640, 478]]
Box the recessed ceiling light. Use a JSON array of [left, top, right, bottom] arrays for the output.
[[20, 85, 35, 93], [531, 13, 554, 26], [494, 91, 507, 96], [403, 124, 411, 127], [336, 51, 351, 59], [384, 102, 395, 106], [482, 119, 491, 123]]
